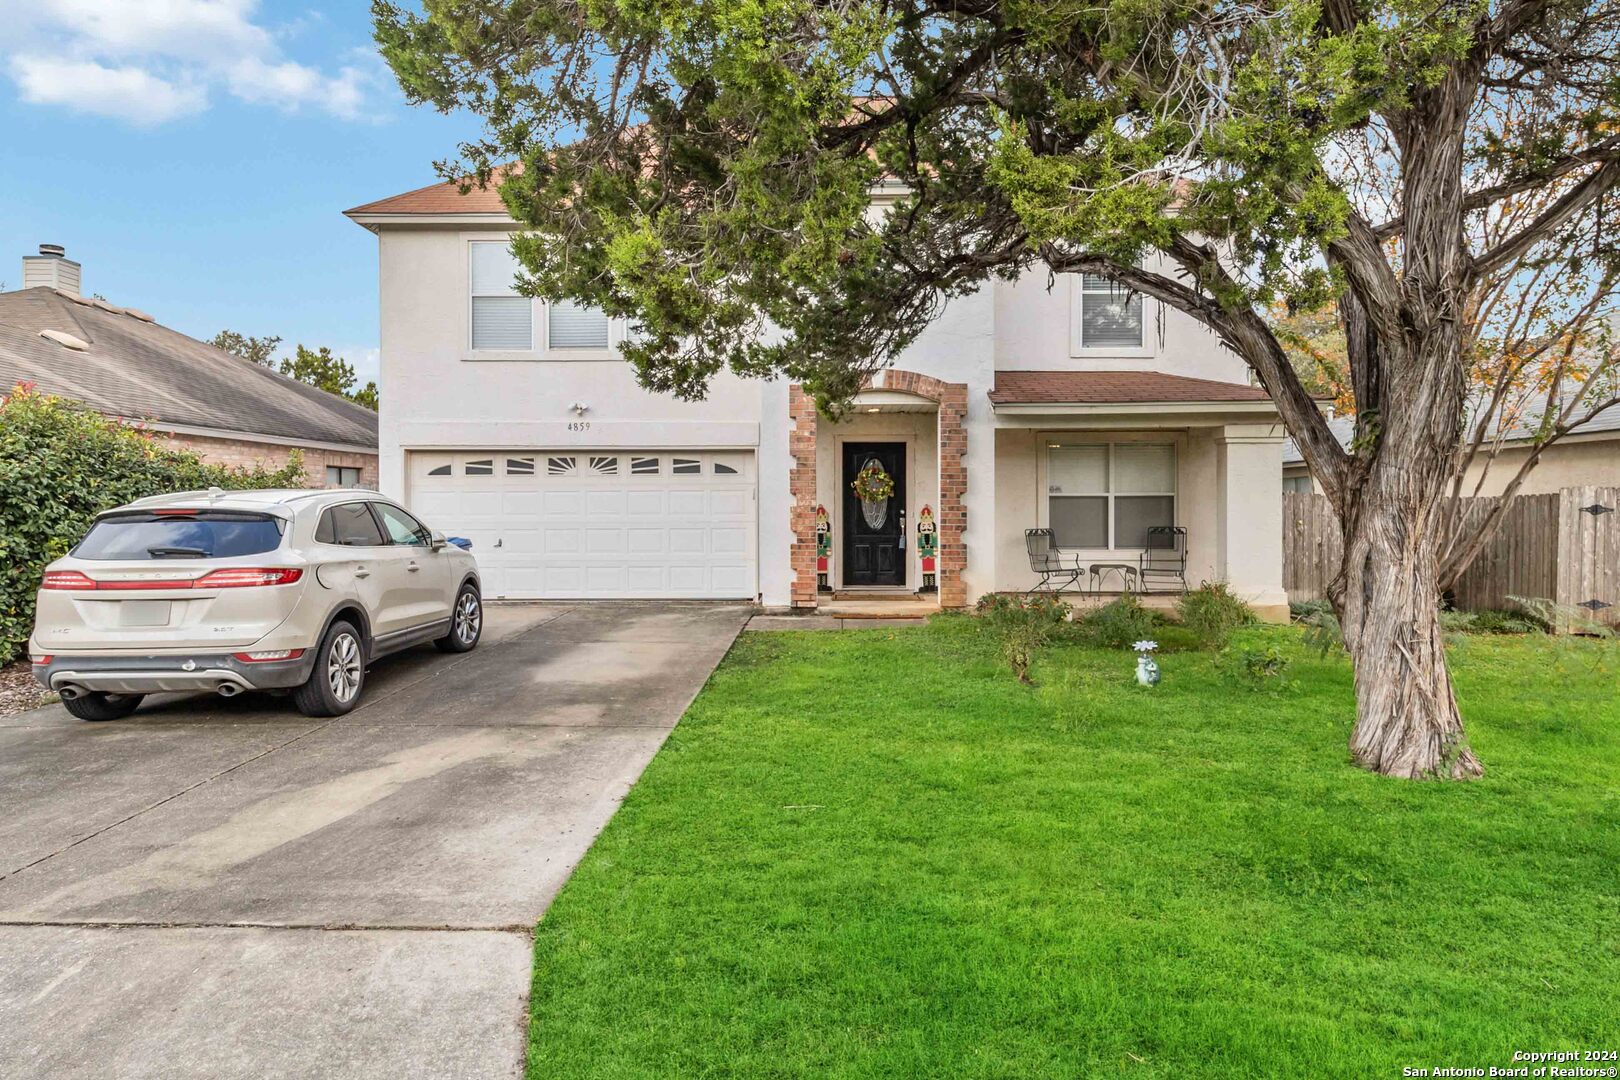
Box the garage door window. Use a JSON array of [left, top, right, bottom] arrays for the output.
[[672, 458, 701, 475], [465, 458, 494, 476], [630, 456, 660, 475], [506, 457, 535, 475]]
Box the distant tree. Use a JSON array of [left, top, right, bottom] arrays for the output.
[[209, 331, 282, 368], [278, 345, 379, 411]]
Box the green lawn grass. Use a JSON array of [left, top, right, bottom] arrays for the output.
[[526, 620, 1620, 1078]]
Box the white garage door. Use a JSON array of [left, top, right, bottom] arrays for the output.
[[409, 450, 757, 600]]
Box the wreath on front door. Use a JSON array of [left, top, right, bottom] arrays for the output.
[[852, 459, 895, 528]]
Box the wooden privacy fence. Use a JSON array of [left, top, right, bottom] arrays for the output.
[[1283, 487, 1619, 628]]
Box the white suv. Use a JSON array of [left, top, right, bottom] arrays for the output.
[[29, 488, 482, 721]]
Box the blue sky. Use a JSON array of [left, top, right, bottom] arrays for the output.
[[0, 1, 483, 386]]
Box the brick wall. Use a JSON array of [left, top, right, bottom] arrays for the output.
[[160, 431, 379, 489], [788, 371, 969, 609], [788, 385, 820, 608]]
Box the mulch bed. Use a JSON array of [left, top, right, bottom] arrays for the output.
[[0, 660, 52, 717]]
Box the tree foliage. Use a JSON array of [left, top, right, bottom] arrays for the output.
[[209, 330, 282, 368], [0, 385, 307, 662], [374, 0, 1620, 778], [211, 333, 380, 411]]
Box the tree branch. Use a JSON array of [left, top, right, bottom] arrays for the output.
[[1469, 158, 1620, 281], [1040, 238, 1351, 500]]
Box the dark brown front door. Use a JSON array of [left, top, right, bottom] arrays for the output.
[[842, 442, 906, 587]]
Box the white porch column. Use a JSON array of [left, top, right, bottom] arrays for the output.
[[1215, 424, 1290, 621]]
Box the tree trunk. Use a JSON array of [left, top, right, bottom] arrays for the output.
[[1331, 482, 1484, 780]]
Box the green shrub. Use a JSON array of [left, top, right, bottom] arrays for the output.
[[1073, 594, 1158, 649], [1439, 607, 1545, 635], [1176, 581, 1256, 649], [1290, 598, 1333, 621], [0, 385, 308, 662], [1218, 642, 1293, 692], [974, 593, 1073, 683], [1149, 624, 1204, 653]]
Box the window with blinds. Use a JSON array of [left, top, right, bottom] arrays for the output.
[[1047, 441, 1175, 549], [548, 300, 611, 349], [1078, 273, 1144, 349], [470, 242, 532, 350]]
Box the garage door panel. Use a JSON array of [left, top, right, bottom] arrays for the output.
[[409, 450, 756, 600], [668, 529, 706, 554], [626, 491, 665, 516], [667, 491, 706, 516], [711, 527, 748, 554], [627, 529, 665, 554], [544, 529, 582, 554], [585, 529, 625, 554], [543, 491, 583, 516]]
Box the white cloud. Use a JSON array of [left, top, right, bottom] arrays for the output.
[[1, 0, 381, 125], [11, 55, 206, 125]]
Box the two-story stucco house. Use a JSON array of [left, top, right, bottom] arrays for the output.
[[345, 178, 1290, 618]]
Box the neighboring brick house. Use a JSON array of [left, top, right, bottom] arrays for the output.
[[0, 246, 377, 488]]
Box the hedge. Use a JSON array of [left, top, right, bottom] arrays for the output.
[[0, 384, 309, 662]]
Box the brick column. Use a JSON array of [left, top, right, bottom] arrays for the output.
[[788, 384, 820, 608], [935, 382, 969, 609]]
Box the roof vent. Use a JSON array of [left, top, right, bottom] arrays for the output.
[[40, 328, 90, 351], [23, 244, 81, 297]]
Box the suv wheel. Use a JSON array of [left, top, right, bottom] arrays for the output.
[[292, 620, 366, 717], [61, 692, 144, 722], [435, 584, 482, 654]]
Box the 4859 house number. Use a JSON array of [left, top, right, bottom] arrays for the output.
[[567, 421, 591, 432]]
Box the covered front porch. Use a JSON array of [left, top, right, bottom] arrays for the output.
[[989, 371, 1290, 621], [788, 370, 969, 609]]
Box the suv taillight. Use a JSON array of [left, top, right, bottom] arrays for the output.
[[40, 570, 98, 590], [192, 568, 304, 588]]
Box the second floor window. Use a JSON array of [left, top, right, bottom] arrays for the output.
[[470, 240, 613, 352], [548, 299, 610, 349], [1077, 273, 1144, 349], [470, 241, 531, 350]]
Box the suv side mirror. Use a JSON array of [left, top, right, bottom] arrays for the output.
[[429, 530, 447, 550]]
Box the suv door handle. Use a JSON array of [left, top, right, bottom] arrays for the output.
[[406, 562, 420, 573], [354, 567, 370, 579]]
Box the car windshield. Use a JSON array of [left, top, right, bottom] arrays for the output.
[[73, 512, 285, 560]]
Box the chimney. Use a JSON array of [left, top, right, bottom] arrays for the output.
[[22, 244, 81, 297]]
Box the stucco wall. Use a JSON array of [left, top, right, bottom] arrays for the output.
[[992, 259, 1251, 382], [369, 220, 1279, 605], [375, 227, 764, 501], [160, 431, 378, 489]]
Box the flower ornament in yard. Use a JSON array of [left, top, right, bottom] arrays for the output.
[[851, 459, 894, 528], [1133, 640, 1160, 687]]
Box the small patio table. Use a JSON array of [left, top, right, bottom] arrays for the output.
[[1089, 563, 1139, 595]]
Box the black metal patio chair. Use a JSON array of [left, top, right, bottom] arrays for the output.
[[1138, 526, 1189, 593], [1025, 528, 1085, 594]]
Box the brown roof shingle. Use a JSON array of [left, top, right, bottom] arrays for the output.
[[345, 164, 522, 216], [988, 370, 1273, 406]]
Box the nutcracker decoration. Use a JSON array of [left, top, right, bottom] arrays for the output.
[[916, 504, 938, 592], [814, 504, 831, 591]]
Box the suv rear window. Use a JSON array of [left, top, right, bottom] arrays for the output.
[[74, 511, 285, 561]]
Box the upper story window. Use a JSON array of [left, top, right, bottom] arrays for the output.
[[469, 240, 613, 353], [548, 300, 610, 349], [470, 242, 532, 350], [1076, 273, 1144, 350]]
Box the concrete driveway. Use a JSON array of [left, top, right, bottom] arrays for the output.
[[0, 602, 748, 1080]]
